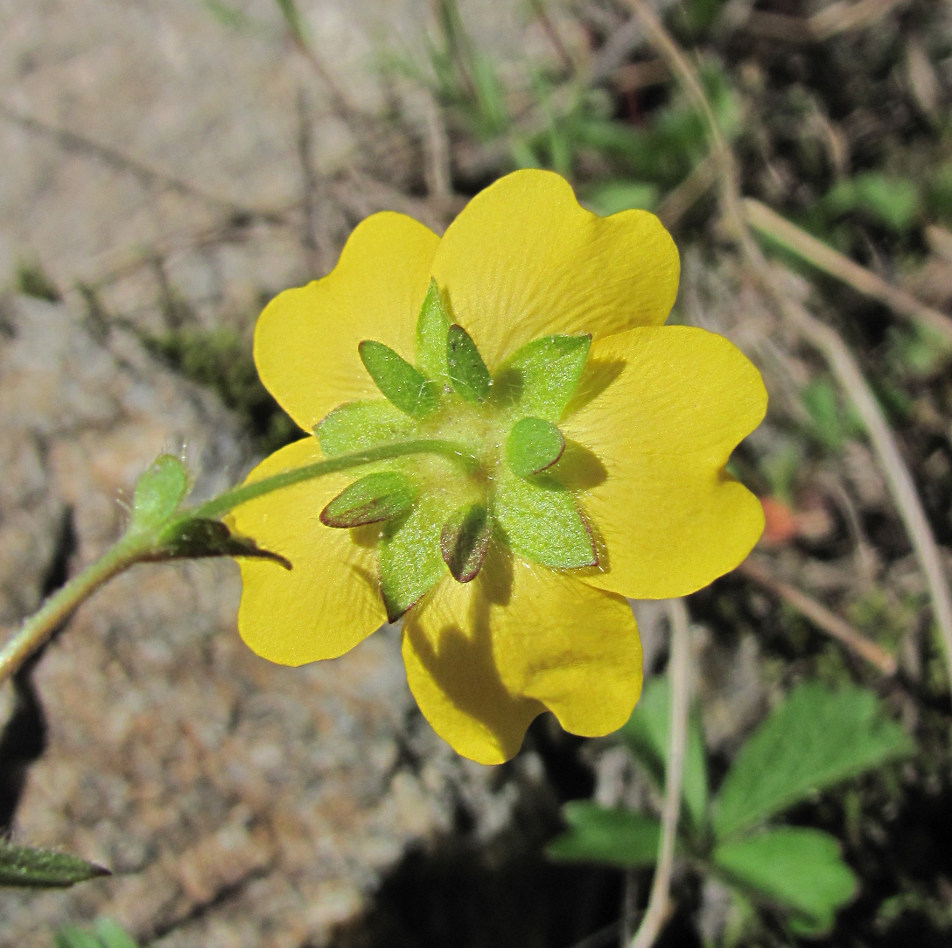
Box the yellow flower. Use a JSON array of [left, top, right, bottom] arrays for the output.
[[229, 170, 766, 764]]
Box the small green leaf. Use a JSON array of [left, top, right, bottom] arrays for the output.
[[446, 324, 491, 403], [153, 518, 291, 569], [320, 472, 415, 528], [506, 417, 565, 477], [546, 802, 661, 869], [494, 470, 596, 568], [712, 827, 857, 936], [359, 341, 440, 418], [379, 496, 447, 620], [415, 279, 451, 383], [620, 676, 709, 836], [441, 504, 491, 582], [316, 399, 415, 456], [494, 334, 591, 421], [0, 839, 109, 888], [132, 455, 189, 530], [713, 682, 914, 840], [55, 919, 140, 948]]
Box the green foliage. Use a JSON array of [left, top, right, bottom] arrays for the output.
[[494, 333, 591, 422], [379, 495, 447, 620], [317, 399, 415, 456], [132, 455, 190, 531], [713, 682, 913, 839], [506, 417, 565, 477], [15, 260, 62, 302], [494, 471, 596, 569], [441, 503, 491, 582], [549, 680, 913, 936], [447, 324, 492, 403], [360, 340, 441, 418], [54, 919, 139, 948], [321, 472, 416, 529], [712, 828, 857, 936], [822, 172, 923, 235], [0, 839, 108, 888], [619, 677, 709, 836], [582, 180, 661, 216], [546, 803, 661, 868], [415, 279, 452, 384], [800, 377, 862, 450]]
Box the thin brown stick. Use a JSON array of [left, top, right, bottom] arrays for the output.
[[626, 0, 952, 699], [629, 599, 690, 948], [739, 558, 898, 675], [744, 198, 952, 345]]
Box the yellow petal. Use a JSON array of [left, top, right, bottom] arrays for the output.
[[431, 169, 679, 369], [254, 213, 440, 432], [561, 325, 767, 599], [229, 438, 388, 665], [402, 550, 642, 764]]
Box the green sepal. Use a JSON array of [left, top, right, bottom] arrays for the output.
[[415, 279, 451, 383], [359, 340, 440, 418], [506, 417, 565, 477], [441, 504, 491, 582], [378, 496, 447, 621], [446, 324, 492, 403], [494, 333, 591, 421], [320, 472, 415, 528], [0, 839, 110, 888], [152, 518, 291, 569], [494, 470, 597, 568], [316, 399, 415, 456], [132, 454, 189, 530]]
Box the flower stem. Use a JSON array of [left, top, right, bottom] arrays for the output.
[[0, 530, 155, 685], [190, 438, 478, 520], [0, 437, 476, 685]]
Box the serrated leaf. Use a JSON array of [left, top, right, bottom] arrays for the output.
[[320, 472, 415, 528], [713, 682, 914, 840], [359, 340, 440, 418], [440, 504, 491, 582], [132, 455, 189, 529], [494, 469, 596, 568], [379, 495, 446, 620], [415, 279, 451, 383], [446, 324, 491, 403], [546, 802, 661, 868], [506, 416, 565, 477], [712, 827, 857, 936], [316, 399, 415, 456], [0, 839, 109, 888], [494, 334, 591, 421], [620, 676, 709, 836]]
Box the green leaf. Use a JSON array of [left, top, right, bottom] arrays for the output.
[[494, 334, 591, 421], [620, 676, 709, 836], [132, 455, 189, 530], [415, 279, 451, 383], [494, 470, 596, 568], [546, 802, 661, 869], [320, 472, 416, 528], [379, 496, 447, 620], [0, 839, 109, 888], [446, 324, 491, 403], [713, 682, 914, 840], [712, 827, 857, 936], [55, 919, 140, 948], [441, 504, 491, 582], [316, 399, 415, 456], [506, 416, 565, 477], [154, 518, 291, 569], [359, 341, 440, 418]]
